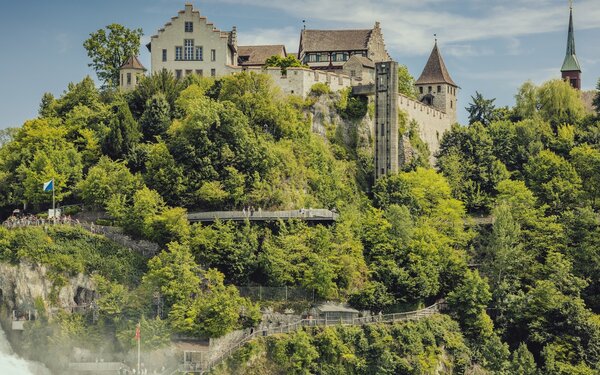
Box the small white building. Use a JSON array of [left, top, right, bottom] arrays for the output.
[[119, 56, 146, 91], [146, 3, 238, 79]]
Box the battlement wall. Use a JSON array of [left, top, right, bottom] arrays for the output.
[[397, 94, 455, 158], [227, 66, 356, 97]]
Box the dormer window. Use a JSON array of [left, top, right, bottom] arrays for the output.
[[185, 22, 193, 32]]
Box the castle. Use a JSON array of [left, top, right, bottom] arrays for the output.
[[120, 3, 460, 175]]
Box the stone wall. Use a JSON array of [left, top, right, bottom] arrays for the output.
[[227, 66, 355, 98], [397, 93, 454, 160]]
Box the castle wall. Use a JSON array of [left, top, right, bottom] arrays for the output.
[[397, 94, 454, 159], [228, 66, 356, 97]]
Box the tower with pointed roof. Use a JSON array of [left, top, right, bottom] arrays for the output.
[[119, 55, 146, 91], [561, 3, 581, 90], [415, 41, 458, 123]]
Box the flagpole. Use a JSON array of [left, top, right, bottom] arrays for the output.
[[137, 322, 141, 375], [52, 178, 55, 224]]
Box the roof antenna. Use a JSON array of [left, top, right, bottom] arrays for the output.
[[303, 20, 306, 30], [569, 0, 573, 9]]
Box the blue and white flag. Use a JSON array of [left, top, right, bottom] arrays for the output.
[[43, 180, 54, 192]]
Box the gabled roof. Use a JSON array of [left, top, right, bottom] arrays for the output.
[[238, 45, 286, 66], [299, 29, 372, 53], [347, 55, 375, 68], [561, 7, 581, 72], [316, 303, 359, 314], [415, 42, 456, 87], [119, 55, 146, 71]]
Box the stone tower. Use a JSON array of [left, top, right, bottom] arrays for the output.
[[415, 41, 458, 123], [119, 55, 146, 91], [561, 3, 582, 90], [374, 61, 399, 179]]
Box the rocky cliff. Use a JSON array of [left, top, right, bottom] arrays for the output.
[[0, 261, 95, 314]]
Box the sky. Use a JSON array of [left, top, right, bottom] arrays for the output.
[[1, 0, 599, 129]]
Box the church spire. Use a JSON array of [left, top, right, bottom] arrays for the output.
[[561, 1, 582, 89]]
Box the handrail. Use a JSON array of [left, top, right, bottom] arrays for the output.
[[190, 303, 440, 374]]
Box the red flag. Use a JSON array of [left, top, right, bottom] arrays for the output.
[[135, 324, 141, 341]]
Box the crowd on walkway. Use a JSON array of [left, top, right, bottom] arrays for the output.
[[2, 214, 79, 228]]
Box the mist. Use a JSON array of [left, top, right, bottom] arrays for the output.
[[0, 325, 51, 375]]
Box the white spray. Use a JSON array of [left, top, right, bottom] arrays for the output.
[[0, 325, 51, 375]]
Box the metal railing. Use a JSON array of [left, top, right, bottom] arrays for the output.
[[237, 286, 316, 302], [187, 209, 339, 223], [183, 303, 440, 374]]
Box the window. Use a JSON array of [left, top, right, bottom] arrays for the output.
[[428, 86, 432, 93], [451, 100, 453, 109], [175, 46, 182, 61], [437, 85, 441, 93], [211, 49, 216, 61], [350, 70, 356, 77], [127, 73, 131, 85], [195, 69, 203, 76], [195, 46, 203, 61], [185, 70, 192, 76], [211, 68, 216, 77], [419, 87, 423, 94], [308, 54, 317, 63], [175, 69, 182, 79], [185, 22, 193, 32], [320, 53, 329, 62], [333, 52, 348, 62], [184, 39, 194, 60], [162, 49, 167, 62]]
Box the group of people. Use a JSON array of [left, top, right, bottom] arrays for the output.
[[2, 214, 79, 228], [118, 364, 165, 374], [241, 206, 262, 217]]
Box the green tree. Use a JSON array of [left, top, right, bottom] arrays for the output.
[[190, 220, 258, 284], [570, 144, 600, 207], [447, 270, 493, 340], [466, 91, 500, 126], [514, 80, 585, 129], [77, 156, 142, 208], [397, 65, 417, 98], [140, 93, 171, 141], [593, 78, 600, 115], [524, 150, 582, 213], [143, 242, 202, 307], [264, 54, 305, 74], [144, 140, 185, 206], [168, 268, 259, 337], [437, 123, 509, 212], [103, 100, 141, 160], [83, 24, 143, 87], [510, 343, 539, 375]]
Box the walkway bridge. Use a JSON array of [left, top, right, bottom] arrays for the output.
[[173, 302, 441, 374], [187, 209, 339, 223]]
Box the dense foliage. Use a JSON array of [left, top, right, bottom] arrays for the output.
[[1, 66, 599, 374]]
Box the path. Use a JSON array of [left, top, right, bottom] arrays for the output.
[[187, 209, 339, 223], [176, 303, 441, 374]]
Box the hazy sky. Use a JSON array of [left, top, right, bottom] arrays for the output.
[[1, 0, 599, 129]]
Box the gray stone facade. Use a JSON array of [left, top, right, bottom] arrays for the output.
[[374, 61, 399, 179]]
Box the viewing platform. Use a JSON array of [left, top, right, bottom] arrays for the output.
[[187, 209, 339, 223]]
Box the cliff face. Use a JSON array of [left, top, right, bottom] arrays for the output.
[[0, 261, 95, 313]]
